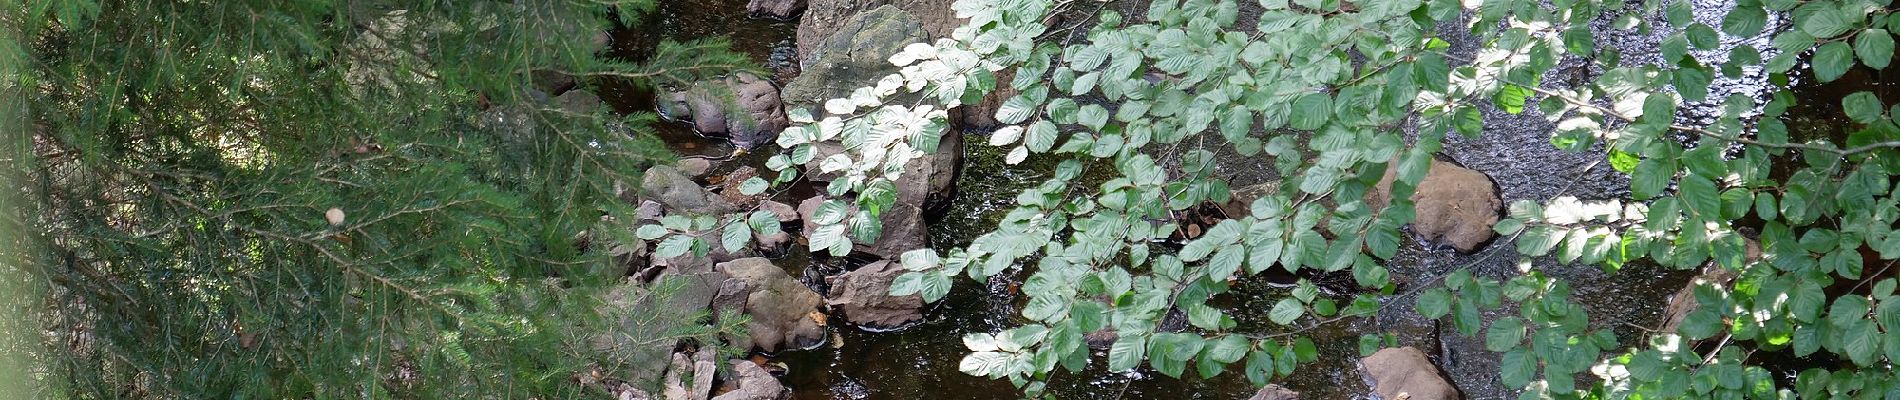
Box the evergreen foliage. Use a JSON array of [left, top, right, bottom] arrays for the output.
[[744, 0, 1900, 397], [6, 0, 752, 397]]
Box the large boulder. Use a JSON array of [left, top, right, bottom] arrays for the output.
[[782, 6, 926, 109], [797, 196, 927, 260], [796, 1, 959, 69], [659, 73, 788, 149], [825, 261, 926, 330], [716, 258, 829, 352], [747, 0, 806, 20], [641, 164, 737, 216], [783, 6, 963, 213], [1359, 347, 1462, 400], [1367, 159, 1502, 253], [711, 361, 789, 400]]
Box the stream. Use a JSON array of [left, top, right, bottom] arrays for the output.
[[593, 1, 1885, 398]]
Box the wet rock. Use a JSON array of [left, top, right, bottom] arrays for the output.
[[760, 200, 799, 224], [641, 164, 737, 215], [716, 258, 828, 352], [711, 360, 789, 400], [677, 158, 714, 178], [752, 231, 793, 255], [719, 166, 765, 209], [795, 196, 927, 260], [1359, 347, 1462, 400], [1368, 160, 1502, 253], [661, 73, 788, 149], [556, 89, 605, 113], [1248, 384, 1300, 400], [825, 261, 926, 330], [746, 0, 806, 20], [797, 2, 959, 69], [783, 6, 926, 108]]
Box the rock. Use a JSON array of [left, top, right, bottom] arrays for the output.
[[753, 231, 793, 254], [797, 1, 959, 69], [716, 258, 828, 352], [1219, 181, 1282, 219], [531, 69, 578, 96], [1084, 329, 1118, 350], [719, 166, 765, 208], [711, 360, 788, 400], [661, 73, 788, 149], [1659, 238, 1758, 333], [556, 89, 605, 113], [760, 200, 799, 224], [1368, 159, 1502, 253], [677, 158, 714, 178], [825, 261, 926, 330], [636, 200, 666, 223], [747, 0, 806, 21], [1359, 347, 1462, 400], [796, 196, 826, 235], [899, 130, 962, 214], [949, 69, 1017, 131], [641, 164, 737, 215], [796, 196, 928, 260], [1248, 384, 1300, 400], [661, 350, 716, 400], [783, 6, 927, 109]]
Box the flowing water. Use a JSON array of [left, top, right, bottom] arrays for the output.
[[586, 1, 1900, 398]]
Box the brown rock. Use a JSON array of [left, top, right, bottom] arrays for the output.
[[760, 200, 799, 223], [1368, 159, 1502, 253], [711, 360, 789, 400], [1359, 347, 1461, 400], [746, 0, 806, 20], [1248, 384, 1300, 400], [825, 261, 927, 329], [720, 166, 765, 208], [660, 73, 788, 148], [642, 164, 737, 215], [716, 258, 828, 352], [797, 1, 960, 69]]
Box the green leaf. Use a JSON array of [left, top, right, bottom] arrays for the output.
[[1799, 5, 1853, 38], [1269, 298, 1304, 325], [1026, 120, 1059, 152], [656, 234, 695, 258], [1208, 246, 1245, 282], [1679, 309, 1723, 340], [739, 177, 769, 196], [636, 224, 669, 240], [1289, 93, 1332, 130], [1814, 41, 1855, 83], [1205, 335, 1250, 364], [1844, 91, 1885, 123], [1844, 320, 1882, 366], [1723, 6, 1769, 37], [1078, 104, 1110, 131], [1632, 157, 1673, 199], [997, 95, 1039, 124], [721, 219, 751, 253], [1500, 348, 1536, 389], [1244, 350, 1275, 385], [1108, 335, 1146, 371], [1485, 317, 1526, 352], [1857, 29, 1895, 69], [1679, 175, 1721, 218], [1416, 287, 1452, 319]]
